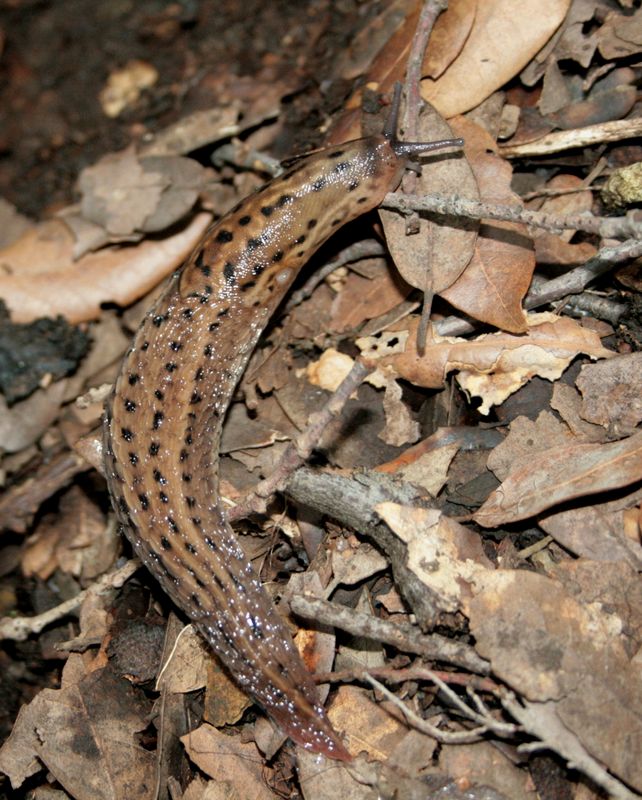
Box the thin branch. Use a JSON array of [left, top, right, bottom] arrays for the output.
[[227, 360, 372, 521], [289, 594, 489, 674], [0, 557, 139, 642], [382, 191, 642, 240]]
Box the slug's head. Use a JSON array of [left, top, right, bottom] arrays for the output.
[[383, 82, 463, 160]]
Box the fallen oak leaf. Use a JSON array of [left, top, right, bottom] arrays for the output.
[[474, 430, 642, 527]]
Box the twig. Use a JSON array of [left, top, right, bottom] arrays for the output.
[[499, 116, 642, 158], [364, 672, 518, 744], [289, 594, 489, 674], [0, 557, 139, 642], [315, 665, 499, 693], [227, 360, 372, 521], [382, 191, 642, 240], [501, 690, 640, 800], [283, 239, 385, 312]]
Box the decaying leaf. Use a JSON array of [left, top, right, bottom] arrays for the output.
[[469, 568, 642, 791], [358, 312, 612, 413], [475, 430, 642, 527], [0, 656, 155, 799], [576, 352, 642, 435]]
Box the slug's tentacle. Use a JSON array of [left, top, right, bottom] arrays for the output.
[[103, 86, 462, 761]]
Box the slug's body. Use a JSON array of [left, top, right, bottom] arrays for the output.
[[103, 90, 461, 760]]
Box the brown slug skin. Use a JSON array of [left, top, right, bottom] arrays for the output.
[[103, 91, 462, 761]]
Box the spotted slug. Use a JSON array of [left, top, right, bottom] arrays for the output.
[[103, 85, 462, 761]]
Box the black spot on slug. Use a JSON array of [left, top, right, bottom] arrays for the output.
[[260, 205, 274, 217], [153, 469, 166, 484], [149, 442, 160, 456], [307, 218, 318, 229], [276, 194, 293, 208], [194, 366, 204, 381], [182, 308, 193, 319], [159, 492, 169, 503], [204, 536, 217, 550], [152, 315, 165, 328], [165, 363, 177, 373], [160, 537, 172, 550], [124, 399, 137, 412], [168, 518, 180, 533], [154, 389, 164, 401], [141, 341, 149, 351], [121, 427, 134, 442], [295, 235, 305, 245], [190, 391, 202, 405], [223, 262, 236, 283], [239, 215, 251, 226], [333, 161, 350, 174], [329, 149, 345, 159], [186, 496, 196, 507], [179, 448, 189, 462], [184, 542, 197, 555], [204, 344, 213, 356], [216, 229, 233, 243], [311, 177, 326, 192], [170, 341, 182, 351], [217, 308, 229, 319], [348, 180, 360, 191], [190, 593, 202, 608], [129, 452, 138, 465], [128, 373, 139, 385], [182, 473, 192, 483], [153, 411, 164, 429], [271, 250, 283, 263], [138, 493, 149, 510]]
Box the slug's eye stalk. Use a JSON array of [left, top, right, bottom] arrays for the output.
[[384, 81, 464, 157]]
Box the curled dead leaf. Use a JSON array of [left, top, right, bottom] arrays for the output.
[[0, 213, 212, 323]]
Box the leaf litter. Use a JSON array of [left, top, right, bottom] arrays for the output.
[[0, 1, 642, 799]]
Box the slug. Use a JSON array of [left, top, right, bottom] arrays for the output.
[[103, 85, 462, 761]]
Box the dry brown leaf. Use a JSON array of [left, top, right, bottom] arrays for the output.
[[539, 486, 642, 568], [422, 0, 572, 118], [155, 625, 208, 694], [323, 684, 408, 760], [597, 7, 642, 60], [486, 411, 575, 482], [549, 382, 607, 443], [475, 430, 642, 527], [329, 261, 412, 333], [440, 117, 534, 333], [423, 0, 479, 80], [469, 568, 642, 791], [379, 377, 420, 447], [358, 312, 612, 413], [77, 149, 206, 239], [0, 213, 211, 323], [0, 655, 155, 798], [576, 352, 642, 436], [379, 107, 479, 298], [181, 724, 274, 799]]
